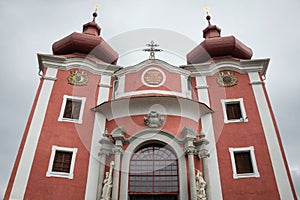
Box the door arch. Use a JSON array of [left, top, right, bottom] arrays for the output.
[[129, 144, 178, 199], [119, 130, 188, 200]]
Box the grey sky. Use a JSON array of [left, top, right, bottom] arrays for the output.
[[0, 0, 299, 198]]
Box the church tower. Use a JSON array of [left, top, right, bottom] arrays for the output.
[[5, 10, 297, 200]]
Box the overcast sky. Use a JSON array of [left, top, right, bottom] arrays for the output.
[[0, 0, 299, 198]]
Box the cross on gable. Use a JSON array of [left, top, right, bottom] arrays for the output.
[[143, 40, 163, 59]]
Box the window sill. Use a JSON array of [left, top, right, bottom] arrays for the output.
[[46, 171, 74, 179], [233, 172, 260, 179], [224, 119, 248, 124], [58, 118, 82, 124]]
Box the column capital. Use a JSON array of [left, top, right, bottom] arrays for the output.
[[112, 146, 123, 155], [185, 146, 196, 155], [111, 126, 126, 144], [98, 149, 111, 157]]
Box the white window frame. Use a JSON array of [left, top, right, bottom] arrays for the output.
[[229, 146, 260, 179], [46, 145, 78, 179], [58, 95, 86, 124], [221, 98, 248, 123]]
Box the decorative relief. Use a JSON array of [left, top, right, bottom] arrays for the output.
[[101, 161, 114, 200], [141, 67, 166, 87], [195, 169, 207, 200], [217, 71, 237, 87], [144, 111, 164, 128], [67, 70, 88, 86]]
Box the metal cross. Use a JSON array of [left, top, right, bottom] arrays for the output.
[[143, 40, 163, 59]]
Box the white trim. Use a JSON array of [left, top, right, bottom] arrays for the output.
[[249, 72, 294, 199], [10, 68, 58, 199], [229, 146, 260, 179], [119, 131, 188, 200], [181, 75, 192, 99], [84, 75, 111, 200], [115, 89, 190, 99], [221, 98, 248, 123], [38, 54, 122, 76], [58, 95, 86, 124], [182, 58, 269, 76], [195, 76, 223, 200], [141, 67, 166, 87], [46, 146, 78, 179]]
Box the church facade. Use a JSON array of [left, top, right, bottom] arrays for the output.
[[4, 11, 297, 200]]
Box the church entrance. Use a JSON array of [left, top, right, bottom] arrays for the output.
[[128, 144, 179, 199]]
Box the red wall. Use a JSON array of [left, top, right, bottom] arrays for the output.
[[207, 71, 280, 199], [4, 74, 44, 200], [23, 69, 100, 199]]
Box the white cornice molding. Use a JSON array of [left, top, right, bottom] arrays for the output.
[[92, 96, 213, 122], [115, 59, 191, 77], [181, 58, 270, 76], [37, 54, 122, 75]]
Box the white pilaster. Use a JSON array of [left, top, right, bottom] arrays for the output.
[[195, 76, 223, 200], [248, 72, 294, 199], [187, 150, 197, 200], [85, 75, 111, 200], [10, 68, 58, 199]]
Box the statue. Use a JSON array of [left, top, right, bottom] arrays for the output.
[[195, 169, 206, 200], [101, 161, 114, 200]]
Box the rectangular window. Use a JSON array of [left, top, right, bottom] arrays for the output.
[[52, 151, 72, 173], [226, 102, 242, 120], [234, 151, 253, 174], [58, 95, 86, 123], [63, 99, 82, 120], [229, 146, 260, 179], [46, 146, 78, 179], [221, 98, 248, 123]]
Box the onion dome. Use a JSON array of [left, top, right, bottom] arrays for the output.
[[187, 15, 253, 64], [52, 11, 118, 64]]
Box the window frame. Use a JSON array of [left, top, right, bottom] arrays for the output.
[[221, 98, 248, 123], [58, 95, 86, 124], [46, 145, 78, 179], [229, 146, 260, 179], [129, 144, 179, 194]]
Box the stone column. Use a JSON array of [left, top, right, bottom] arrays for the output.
[[97, 137, 113, 200], [111, 127, 126, 200], [186, 146, 197, 200], [194, 131, 210, 200], [97, 151, 110, 200], [181, 126, 197, 200], [111, 146, 122, 200]]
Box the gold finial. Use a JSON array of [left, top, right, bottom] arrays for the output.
[[92, 4, 100, 22], [203, 6, 211, 25], [93, 3, 100, 10], [203, 7, 210, 14]]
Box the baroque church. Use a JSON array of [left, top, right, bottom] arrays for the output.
[[4, 8, 297, 200]]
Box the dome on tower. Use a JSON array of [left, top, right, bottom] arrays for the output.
[[187, 15, 253, 64], [52, 11, 119, 64]]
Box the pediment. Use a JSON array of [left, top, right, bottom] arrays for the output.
[[115, 59, 191, 78]]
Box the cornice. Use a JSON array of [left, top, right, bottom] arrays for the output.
[[37, 53, 122, 76], [181, 58, 270, 76]]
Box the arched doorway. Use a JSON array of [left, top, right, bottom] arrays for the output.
[[128, 144, 179, 200]]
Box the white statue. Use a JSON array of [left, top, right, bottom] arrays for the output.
[[101, 161, 114, 200], [195, 169, 206, 200]]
